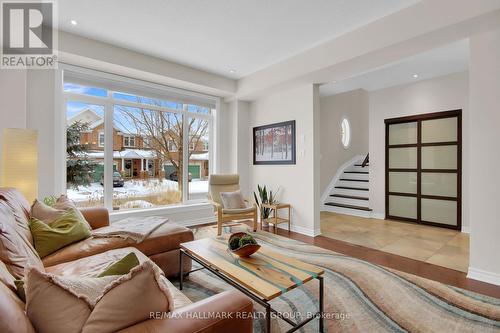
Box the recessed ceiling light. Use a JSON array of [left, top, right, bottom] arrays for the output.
[[70, 20, 78, 26], [413, 74, 419, 78], [229, 69, 236, 74], [332, 80, 337, 84]]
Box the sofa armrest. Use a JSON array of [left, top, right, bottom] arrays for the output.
[[79, 207, 110, 229], [117, 290, 253, 333]]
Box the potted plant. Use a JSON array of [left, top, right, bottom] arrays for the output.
[[253, 185, 280, 227]]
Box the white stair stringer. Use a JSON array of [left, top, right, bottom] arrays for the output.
[[321, 155, 372, 218]]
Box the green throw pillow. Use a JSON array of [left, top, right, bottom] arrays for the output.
[[29, 208, 92, 258], [97, 252, 140, 277], [14, 279, 26, 302]]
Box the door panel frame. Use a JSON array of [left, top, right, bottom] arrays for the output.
[[385, 109, 462, 230]]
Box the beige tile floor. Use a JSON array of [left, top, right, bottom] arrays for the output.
[[320, 212, 469, 272]]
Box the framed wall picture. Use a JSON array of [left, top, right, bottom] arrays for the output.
[[253, 120, 296, 165]]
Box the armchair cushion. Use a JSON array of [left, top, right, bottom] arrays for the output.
[[208, 174, 240, 205], [220, 190, 246, 209], [222, 205, 256, 215]]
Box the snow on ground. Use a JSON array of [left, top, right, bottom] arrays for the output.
[[67, 178, 208, 203]]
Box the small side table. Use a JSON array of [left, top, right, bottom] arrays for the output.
[[260, 203, 291, 233]]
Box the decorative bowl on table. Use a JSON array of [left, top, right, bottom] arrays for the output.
[[228, 232, 261, 257]]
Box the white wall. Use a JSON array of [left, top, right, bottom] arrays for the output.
[[248, 84, 320, 236], [369, 71, 469, 228], [468, 28, 500, 285], [319, 89, 369, 194], [0, 70, 27, 178]]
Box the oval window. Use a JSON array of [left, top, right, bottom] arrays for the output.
[[341, 118, 351, 148]]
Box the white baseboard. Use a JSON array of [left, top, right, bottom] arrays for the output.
[[461, 226, 470, 233], [276, 223, 321, 237], [467, 267, 500, 286], [371, 212, 385, 220]]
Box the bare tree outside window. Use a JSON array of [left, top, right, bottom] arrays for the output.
[[114, 98, 208, 193]]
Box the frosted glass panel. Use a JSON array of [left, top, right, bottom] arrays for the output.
[[421, 199, 457, 226], [421, 173, 457, 197], [389, 195, 417, 219], [422, 117, 457, 143], [422, 146, 457, 169], [389, 122, 417, 145], [389, 147, 417, 168], [389, 172, 417, 194]]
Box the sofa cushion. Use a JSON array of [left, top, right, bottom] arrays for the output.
[[0, 202, 44, 279], [97, 252, 139, 277], [29, 209, 92, 258], [45, 247, 192, 309], [0, 281, 36, 333], [42, 222, 194, 267], [26, 260, 173, 333], [0, 188, 33, 245], [31, 198, 92, 231]]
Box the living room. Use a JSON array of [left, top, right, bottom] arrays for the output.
[[1, 1, 500, 332]]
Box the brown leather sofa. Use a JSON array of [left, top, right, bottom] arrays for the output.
[[0, 188, 253, 333]]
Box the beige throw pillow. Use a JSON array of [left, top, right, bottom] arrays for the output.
[[31, 196, 92, 231], [25, 260, 173, 333], [220, 190, 246, 209]]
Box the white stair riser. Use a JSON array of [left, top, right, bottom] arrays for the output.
[[322, 205, 372, 218], [327, 196, 369, 206], [341, 173, 369, 181], [346, 166, 370, 173], [337, 180, 369, 188], [332, 187, 370, 197]]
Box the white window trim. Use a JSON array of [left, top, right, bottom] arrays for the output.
[[340, 117, 351, 149], [123, 135, 135, 148], [59, 64, 218, 213], [98, 131, 105, 147]]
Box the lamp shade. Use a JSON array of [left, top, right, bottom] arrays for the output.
[[1, 128, 38, 203]]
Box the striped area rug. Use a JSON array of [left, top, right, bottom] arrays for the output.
[[177, 224, 500, 332]]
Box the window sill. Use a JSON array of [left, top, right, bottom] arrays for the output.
[[108, 201, 215, 226]]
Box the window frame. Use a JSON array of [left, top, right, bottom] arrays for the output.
[[98, 132, 105, 147], [123, 135, 136, 148], [340, 117, 351, 149], [61, 66, 218, 212]]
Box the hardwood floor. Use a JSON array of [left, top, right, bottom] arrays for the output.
[[240, 221, 500, 299]]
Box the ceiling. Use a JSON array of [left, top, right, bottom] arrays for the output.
[[57, 0, 420, 79], [319, 39, 469, 96]]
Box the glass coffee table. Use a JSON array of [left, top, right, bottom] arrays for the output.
[[179, 237, 324, 332]]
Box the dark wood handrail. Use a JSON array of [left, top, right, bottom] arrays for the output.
[[361, 153, 369, 168]]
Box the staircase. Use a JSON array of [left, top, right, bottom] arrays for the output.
[[322, 154, 372, 218]]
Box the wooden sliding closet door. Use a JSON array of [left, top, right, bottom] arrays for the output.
[[385, 110, 461, 230]]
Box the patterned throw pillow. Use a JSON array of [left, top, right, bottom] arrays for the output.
[[25, 260, 173, 333], [220, 190, 247, 209]]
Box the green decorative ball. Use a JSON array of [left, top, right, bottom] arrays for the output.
[[240, 235, 257, 247], [229, 236, 241, 250]]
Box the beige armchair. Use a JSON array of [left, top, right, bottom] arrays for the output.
[[208, 174, 258, 236]]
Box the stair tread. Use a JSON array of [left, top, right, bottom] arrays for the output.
[[325, 202, 372, 211], [330, 194, 369, 201], [344, 171, 369, 174], [335, 186, 369, 191], [339, 178, 369, 182]]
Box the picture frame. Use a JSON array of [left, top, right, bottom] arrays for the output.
[[253, 120, 296, 165]]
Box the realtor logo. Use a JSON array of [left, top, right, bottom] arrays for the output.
[[1, 1, 57, 69]]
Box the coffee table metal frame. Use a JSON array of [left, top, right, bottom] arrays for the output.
[[179, 248, 324, 333]]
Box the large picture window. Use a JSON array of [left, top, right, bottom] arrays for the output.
[[63, 72, 215, 211]]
